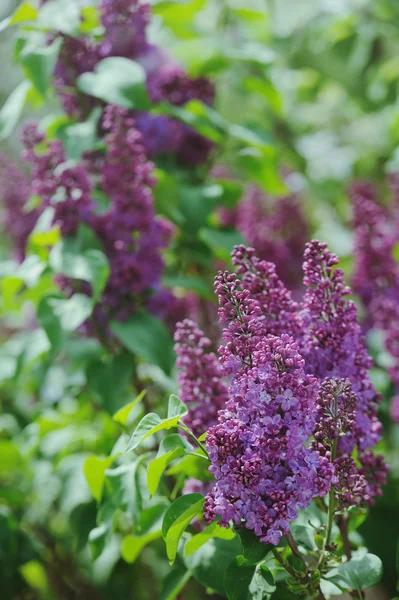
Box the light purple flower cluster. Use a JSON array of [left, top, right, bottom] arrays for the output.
[[0, 154, 39, 260], [20, 111, 177, 330], [350, 180, 399, 414], [175, 241, 388, 544], [51, 0, 215, 167], [219, 183, 308, 290], [204, 331, 334, 546], [174, 319, 229, 437]]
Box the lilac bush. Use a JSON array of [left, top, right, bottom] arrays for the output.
[[50, 0, 215, 167]]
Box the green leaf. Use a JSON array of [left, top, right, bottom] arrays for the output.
[[110, 311, 175, 374], [236, 527, 273, 565], [37, 294, 65, 351], [249, 565, 276, 598], [0, 2, 37, 31], [121, 530, 163, 563], [167, 395, 188, 419], [0, 80, 32, 140], [224, 43, 275, 66], [38, 0, 81, 35], [167, 453, 212, 481], [153, 170, 184, 224], [56, 108, 102, 159], [50, 294, 93, 331], [113, 390, 147, 426], [0, 440, 22, 473], [161, 565, 192, 600], [125, 398, 188, 453], [86, 353, 135, 414], [161, 99, 226, 143], [162, 493, 205, 564], [50, 238, 109, 302], [324, 553, 383, 593], [290, 523, 317, 552], [185, 521, 236, 557], [83, 455, 117, 502], [121, 502, 168, 562], [224, 557, 256, 600], [20, 561, 48, 593], [21, 36, 62, 96], [147, 434, 192, 496], [162, 274, 211, 299], [185, 537, 242, 595], [77, 57, 150, 110], [200, 228, 247, 262], [104, 456, 148, 523]]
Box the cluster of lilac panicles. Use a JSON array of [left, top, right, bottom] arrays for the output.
[[174, 319, 229, 437], [312, 378, 366, 508], [350, 180, 399, 399], [219, 184, 308, 290], [20, 123, 93, 236], [51, 0, 215, 167], [0, 154, 39, 261], [99, 0, 151, 58], [203, 334, 334, 546], [90, 106, 174, 324], [174, 242, 388, 544], [300, 241, 382, 454], [20, 113, 177, 330]]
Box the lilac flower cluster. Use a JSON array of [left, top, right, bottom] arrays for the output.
[[219, 183, 308, 290], [21, 123, 93, 237], [91, 106, 174, 325], [0, 154, 39, 260], [175, 242, 388, 544], [51, 0, 215, 167], [204, 333, 334, 545], [350, 180, 399, 419], [174, 319, 229, 437], [20, 111, 176, 330]]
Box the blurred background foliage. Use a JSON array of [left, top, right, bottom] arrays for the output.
[[1, 1, 399, 599]]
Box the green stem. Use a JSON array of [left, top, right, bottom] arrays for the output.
[[178, 424, 209, 457], [272, 548, 298, 579]]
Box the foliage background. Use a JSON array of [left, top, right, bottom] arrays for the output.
[[1, 0, 399, 599]]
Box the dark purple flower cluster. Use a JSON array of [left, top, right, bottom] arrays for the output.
[[219, 183, 308, 290], [20, 111, 177, 330], [51, 0, 214, 167], [174, 319, 229, 437], [91, 106, 174, 325], [21, 123, 93, 237], [350, 179, 399, 410], [0, 154, 39, 260], [175, 241, 388, 544]]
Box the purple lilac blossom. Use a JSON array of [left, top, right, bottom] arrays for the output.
[[20, 123, 94, 236], [175, 241, 388, 544], [49, 0, 215, 167], [219, 183, 308, 290], [0, 154, 39, 261], [20, 112, 177, 332], [174, 319, 229, 437], [350, 180, 399, 413], [204, 333, 334, 546], [91, 106, 174, 325]]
